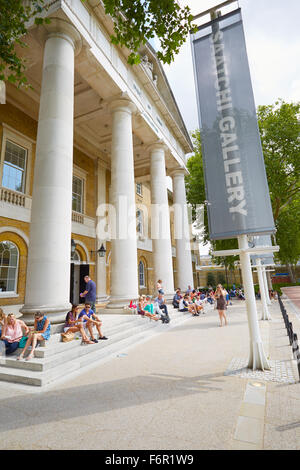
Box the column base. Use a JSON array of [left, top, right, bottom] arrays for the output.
[[106, 294, 139, 309], [19, 303, 71, 325], [96, 295, 110, 303]]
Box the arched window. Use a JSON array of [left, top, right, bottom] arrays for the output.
[[0, 241, 19, 293], [136, 209, 143, 235], [139, 260, 145, 287]]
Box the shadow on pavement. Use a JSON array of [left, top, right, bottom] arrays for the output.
[[0, 371, 226, 433]]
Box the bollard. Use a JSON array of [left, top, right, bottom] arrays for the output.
[[292, 333, 299, 360], [296, 351, 300, 383], [289, 322, 294, 345]]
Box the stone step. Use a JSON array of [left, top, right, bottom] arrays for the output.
[[0, 309, 193, 387], [2, 320, 160, 372]]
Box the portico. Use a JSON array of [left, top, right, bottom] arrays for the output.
[[0, 0, 195, 323]]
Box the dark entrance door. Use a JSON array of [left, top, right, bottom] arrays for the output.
[[70, 263, 75, 304], [70, 264, 90, 305], [79, 264, 90, 303]]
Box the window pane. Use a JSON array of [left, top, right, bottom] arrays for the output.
[[8, 267, 16, 280], [5, 141, 26, 170], [2, 162, 24, 192], [7, 280, 15, 291], [72, 176, 83, 213], [139, 262, 145, 286], [0, 241, 18, 292], [0, 267, 8, 280]]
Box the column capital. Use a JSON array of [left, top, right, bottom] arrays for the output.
[[147, 140, 168, 155], [109, 97, 137, 115], [43, 17, 82, 56], [169, 167, 188, 178]]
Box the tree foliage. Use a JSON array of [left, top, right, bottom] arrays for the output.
[[257, 99, 300, 269], [103, 0, 195, 65], [257, 99, 300, 221], [0, 0, 50, 87], [0, 0, 195, 87]]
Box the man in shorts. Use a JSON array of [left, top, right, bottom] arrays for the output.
[[78, 303, 108, 343]]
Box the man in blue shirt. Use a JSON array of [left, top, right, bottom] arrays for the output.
[[78, 303, 108, 343], [80, 276, 96, 313], [154, 293, 170, 323]]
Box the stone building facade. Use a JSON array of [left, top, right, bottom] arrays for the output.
[[0, 0, 198, 322]]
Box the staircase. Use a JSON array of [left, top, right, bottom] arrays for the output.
[[0, 307, 194, 388]]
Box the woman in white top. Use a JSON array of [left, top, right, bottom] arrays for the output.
[[0, 313, 29, 355]]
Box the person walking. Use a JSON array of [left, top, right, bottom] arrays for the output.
[[80, 275, 97, 313], [215, 284, 228, 327]]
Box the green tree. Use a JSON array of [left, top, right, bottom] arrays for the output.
[[274, 197, 300, 282], [206, 272, 216, 288], [216, 271, 225, 286], [103, 0, 195, 65], [0, 0, 195, 87], [257, 100, 300, 274], [0, 0, 50, 87], [257, 99, 300, 221]]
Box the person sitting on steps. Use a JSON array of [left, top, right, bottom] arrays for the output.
[[154, 293, 170, 323], [1, 313, 29, 356], [179, 295, 199, 316], [143, 296, 161, 321], [18, 311, 50, 361], [172, 289, 182, 309], [64, 304, 94, 344], [78, 303, 108, 343]]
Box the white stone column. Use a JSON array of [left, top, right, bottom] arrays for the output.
[[106, 99, 139, 308], [150, 144, 175, 298], [171, 168, 194, 291], [20, 19, 81, 323], [96, 161, 107, 302]]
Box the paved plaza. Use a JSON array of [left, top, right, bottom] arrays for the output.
[[0, 290, 300, 450]]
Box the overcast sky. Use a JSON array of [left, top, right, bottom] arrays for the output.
[[163, 0, 300, 133]]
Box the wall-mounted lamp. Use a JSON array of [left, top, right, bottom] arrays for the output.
[[90, 243, 106, 258]]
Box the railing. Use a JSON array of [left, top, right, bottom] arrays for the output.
[[0, 188, 26, 207], [72, 211, 84, 224], [278, 293, 300, 382]]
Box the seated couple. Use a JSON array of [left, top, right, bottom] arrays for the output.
[[63, 303, 108, 344], [179, 295, 204, 316], [137, 294, 170, 324]]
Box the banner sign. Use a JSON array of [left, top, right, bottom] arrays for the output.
[[250, 235, 275, 266], [190, 9, 275, 240]]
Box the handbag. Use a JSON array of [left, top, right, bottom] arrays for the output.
[[18, 336, 28, 348], [61, 331, 75, 343]]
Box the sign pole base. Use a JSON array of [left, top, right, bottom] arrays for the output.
[[238, 235, 271, 371]]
